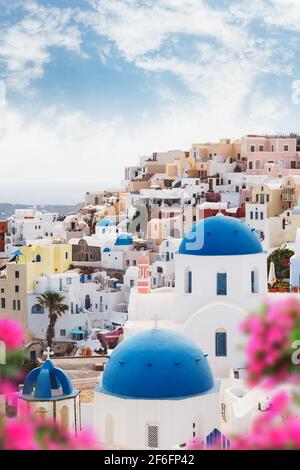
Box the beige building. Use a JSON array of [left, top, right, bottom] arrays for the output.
[[250, 182, 283, 218], [190, 138, 241, 161]]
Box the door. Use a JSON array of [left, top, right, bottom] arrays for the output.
[[85, 295, 91, 310], [30, 350, 36, 362], [146, 423, 159, 448]]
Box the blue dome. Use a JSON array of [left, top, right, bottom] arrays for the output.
[[96, 218, 113, 227], [97, 329, 214, 399], [179, 215, 263, 256], [22, 359, 73, 400], [103, 247, 111, 252], [115, 234, 133, 246]]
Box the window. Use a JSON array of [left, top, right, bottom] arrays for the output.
[[249, 162, 253, 169], [70, 302, 74, 314], [255, 212, 258, 220], [130, 280, 134, 287], [271, 144, 275, 152], [0, 289, 4, 293], [185, 270, 192, 293], [260, 212, 263, 220], [215, 331, 227, 356], [133, 260, 137, 266], [126, 260, 130, 266], [13, 300, 16, 310], [291, 161, 296, 169], [250, 211, 253, 220], [15, 285, 19, 293], [251, 270, 259, 294], [259, 145, 264, 152], [217, 273, 227, 296], [266, 194, 270, 202], [1, 298, 5, 308], [15, 271, 19, 279], [66, 278, 72, 285], [256, 194, 259, 202], [284, 145, 289, 151], [36, 254, 41, 262], [60, 329, 66, 336], [17, 300, 21, 310], [147, 424, 159, 448], [65, 252, 68, 259], [250, 145, 255, 152], [31, 304, 44, 314], [35, 407, 48, 420]]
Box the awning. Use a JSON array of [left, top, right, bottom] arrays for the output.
[[71, 328, 85, 334]]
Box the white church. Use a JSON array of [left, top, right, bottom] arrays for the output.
[[18, 215, 274, 450], [126, 214, 268, 378]]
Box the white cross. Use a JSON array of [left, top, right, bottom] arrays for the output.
[[151, 314, 161, 329], [43, 346, 54, 360]]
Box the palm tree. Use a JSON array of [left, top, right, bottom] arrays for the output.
[[36, 291, 69, 348]]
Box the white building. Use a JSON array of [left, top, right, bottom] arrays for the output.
[[290, 228, 300, 289], [94, 328, 223, 449], [9, 208, 64, 244], [27, 270, 127, 340], [101, 234, 134, 271], [125, 215, 268, 378], [150, 238, 181, 288]]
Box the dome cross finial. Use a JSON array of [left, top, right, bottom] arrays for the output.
[[43, 346, 54, 360], [151, 314, 161, 329]]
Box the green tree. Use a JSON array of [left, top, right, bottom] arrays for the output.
[[267, 245, 294, 280], [36, 291, 68, 348]]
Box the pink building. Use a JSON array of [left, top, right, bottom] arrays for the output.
[[243, 135, 300, 175]]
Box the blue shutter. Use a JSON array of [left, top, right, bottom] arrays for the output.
[[216, 332, 227, 356]]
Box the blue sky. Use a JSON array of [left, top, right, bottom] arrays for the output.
[[0, 0, 300, 203]]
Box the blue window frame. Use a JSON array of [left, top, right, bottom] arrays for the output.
[[215, 332, 227, 356], [217, 273, 227, 295]]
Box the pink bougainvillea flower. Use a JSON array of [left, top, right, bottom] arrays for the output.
[[0, 380, 17, 395], [0, 317, 24, 349], [4, 420, 39, 450]]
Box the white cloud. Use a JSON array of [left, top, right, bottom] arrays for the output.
[[0, 81, 6, 108], [82, 0, 294, 120], [0, 0, 298, 204], [0, 1, 83, 90], [0, 91, 288, 204]]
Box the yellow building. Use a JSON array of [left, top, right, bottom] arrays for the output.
[[0, 244, 72, 333]]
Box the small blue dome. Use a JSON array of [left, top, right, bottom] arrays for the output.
[[103, 247, 111, 252], [97, 329, 214, 399], [22, 359, 73, 400], [115, 234, 133, 246], [179, 215, 263, 256], [96, 218, 113, 227]]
